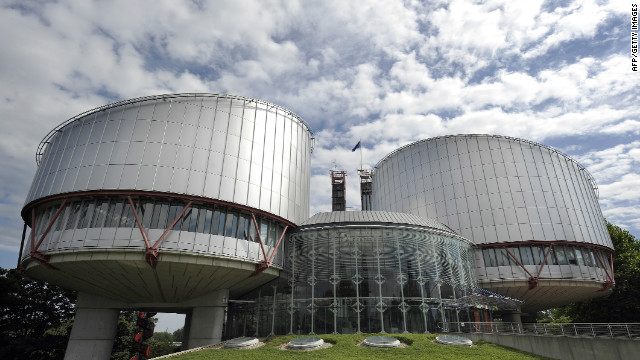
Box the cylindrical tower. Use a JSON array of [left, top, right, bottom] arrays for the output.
[[17, 94, 314, 356], [371, 135, 614, 313]]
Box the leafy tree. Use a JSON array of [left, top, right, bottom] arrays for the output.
[[0, 267, 77, 360], [148, 331, 181, 357], [110, 311, 139, 360], [550, 222, 640, 322], [172, 327, 184, 342]]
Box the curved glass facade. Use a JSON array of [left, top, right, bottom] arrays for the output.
[[225, 212, 517, 337], [287, 226, 476, 334]]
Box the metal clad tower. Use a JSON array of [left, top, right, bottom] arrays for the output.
[[18, 94, 313, 358], [371, 135, 614, 316]]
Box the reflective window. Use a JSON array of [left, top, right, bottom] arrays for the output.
[[31, 196, 290, 248], [225, 212, 238, 238], [520, 246, 534, 265], [555, 246, 568, 265], [565, 246, 577, 265], [483, 248, 497, 267]]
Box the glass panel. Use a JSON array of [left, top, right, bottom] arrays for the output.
[[180, 207, 193, 232], [65, 201, 81, 230], [496, 248, 509, 266], [167, 203, 180, 229], [555, 246, 568, 265], [531, 246, 543, 265], [260, 220, 269, 244], [565, 246, 577, 265], [120, 202, 136, 228], [149, 202, 162, 229], [212, 209, 226, 235], [188, 208, 199, 232], [196, 207, 207, 233], [91, 200, 109, 228], [483, 248, 497, 267], [225, 212, 238, 238], [156, 204, 170, 230], [141, 201, 155, 228], [507, 246, 521, 265], [240, 214, 251, 240], [268, 221, 277, 247], [77, 202, 94, 229], [202, 208, 212, 234], [249, 217, 257, 242], [520, 246, 534, 265], [582, 248, 594, 266], [546, 247, 558, 265], [575, 246, 585, 265]]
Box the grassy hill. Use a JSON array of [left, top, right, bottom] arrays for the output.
[[157, 333, 554, 360]]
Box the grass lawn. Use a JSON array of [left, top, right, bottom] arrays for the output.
[[161, 333, 554, 360]]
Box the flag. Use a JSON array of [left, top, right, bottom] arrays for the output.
[[352, 140, 361, 152]]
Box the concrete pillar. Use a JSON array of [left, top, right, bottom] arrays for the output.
[[501, 309, 523, 324], [181, 312, 192, 351], [186, 289, 228, 349], [64, 293, 120, 360]]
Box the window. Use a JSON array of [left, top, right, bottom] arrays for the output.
[[188, 208, 199, 232], [156, 204, 169, 229], [225, 212, 238, 238], [507, 246, 521, 265], [496, 248, 509, 266], [520, 246, 534, 265], [546, 247, 558, 265], [555, 246, 568, 265], [76, 201, 91, 229], [483, 248, 497, 267], [92, 200, 109, 228], [565, 246, 577, 265], [574, 246, 585, 265], [141, 201, 155, 228], [196, 207, 207, 233], [202, 208, 212, 234]]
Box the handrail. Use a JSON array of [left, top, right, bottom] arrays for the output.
[[447, 321, 640, 338]]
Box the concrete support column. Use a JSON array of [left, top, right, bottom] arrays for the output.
[[186, 289, 229, 349], [501, 309, 523, 324], [181, 312, 192, 351], [64, 293, 120, 360]]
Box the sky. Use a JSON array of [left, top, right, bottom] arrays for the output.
[[0, 0, 638, 331]]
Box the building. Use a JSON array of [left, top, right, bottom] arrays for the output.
[[371, 135, 614, 319], [17, 94, 613, 359], [18, 94, 313, 358]]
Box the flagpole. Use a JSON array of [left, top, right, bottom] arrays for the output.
[[359, 138, 363, 171]]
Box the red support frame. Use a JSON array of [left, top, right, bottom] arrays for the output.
[[127, 196, 193, 268], [250, 214, 289, 276]]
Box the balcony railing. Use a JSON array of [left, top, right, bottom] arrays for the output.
[[446, 322, 640, 339]]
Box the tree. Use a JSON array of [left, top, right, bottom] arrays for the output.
[[148, 331, 181, 357], [0, 267, 77, 360], [172, 327, 184, 342], [110, 311, 140, 360], [550, 222, 640, 322]]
